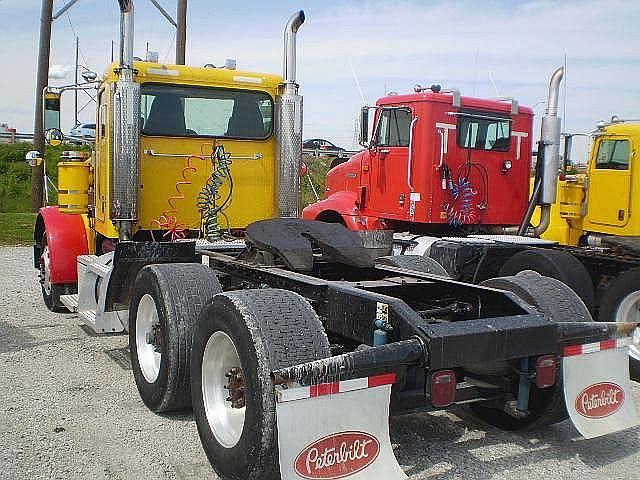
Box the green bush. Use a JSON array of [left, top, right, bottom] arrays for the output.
[[302, 154, 334, 208], [0, 143, 88, 212]]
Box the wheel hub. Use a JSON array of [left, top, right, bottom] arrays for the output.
[[224, 367, 246, 409], [145, 324, 163, 353], [615, 290, 640, 362], [40, 244, 52, 295], [201, 331, 246, 448]]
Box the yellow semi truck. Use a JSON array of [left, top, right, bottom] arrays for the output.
[[536, 118, 640, 374], [34, 3, 302, 320]]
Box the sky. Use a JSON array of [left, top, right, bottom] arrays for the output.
[[0, 0, 638, 152]]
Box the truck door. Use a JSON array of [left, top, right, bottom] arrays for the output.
[[587, 137, 633, 227], [366, 107, 413, 217]]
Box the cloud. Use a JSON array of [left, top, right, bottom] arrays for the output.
[[48, 64, 73, 79]]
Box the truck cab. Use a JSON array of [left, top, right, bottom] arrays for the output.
[[303, 88, 533, 232], [539, 120, 640, 246], [90, 61, 282, 244]]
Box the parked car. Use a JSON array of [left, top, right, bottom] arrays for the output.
[[303, 138, 347, 158], [68, 123, 96, 142]]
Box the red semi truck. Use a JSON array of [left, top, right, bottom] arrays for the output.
[[303, 86, 533, 232], [302, 71, 640, 376]]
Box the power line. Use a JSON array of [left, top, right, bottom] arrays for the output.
[[65, 12, 92, 70], [162, 31, 177, 63]]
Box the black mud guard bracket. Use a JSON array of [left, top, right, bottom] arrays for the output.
[[105, 241, 198, 310]]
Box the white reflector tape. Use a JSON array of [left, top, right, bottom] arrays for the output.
[[563, 337, 632, 357], [275, 373, 407, 480], [563, 342, 639, 439]]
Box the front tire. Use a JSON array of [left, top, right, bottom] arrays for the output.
[[598, 268, 640, 379], [191, 289, 331, 480], [129, 263, 222, 412], [39, 234, 67, 312]]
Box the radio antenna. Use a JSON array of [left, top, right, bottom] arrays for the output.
[[488, 70, 500, 97], [348, 57, 366, 105], [562, 52, 568, 130]]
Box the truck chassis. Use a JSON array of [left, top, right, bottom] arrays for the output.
[[107, 219, 638, 479]]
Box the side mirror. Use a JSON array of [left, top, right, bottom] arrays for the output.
[[44, 128, 64, 147], [359, 106, 370, 147], [43, 91, 61, 132]]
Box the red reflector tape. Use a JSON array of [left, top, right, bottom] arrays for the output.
[[368, 373, 397, 388], [563, 344, 584, 357], [563, 337, 632, 357], [600, 339, 617, 351], [310, 382, 339, 397], [277, 373, 397, 403]]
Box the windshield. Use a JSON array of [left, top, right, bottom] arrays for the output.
[[141, 84, 273, 139]]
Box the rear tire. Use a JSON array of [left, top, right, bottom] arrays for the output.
[[376, 255, 450, 277], [191, 289, 331, 480], [598, 268, 640, 380], [470, 271, 593, 430], [500, 248, 595, 311], [129, 263, 222, 412]]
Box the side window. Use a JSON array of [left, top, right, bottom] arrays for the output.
[[376, 108, 412, 147], [457, 112, 511, 151], [595, 139, 630, 170]]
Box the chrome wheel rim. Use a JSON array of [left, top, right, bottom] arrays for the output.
[[202, 331, 246, 448], [41, 243, 52, 295], [615, 290, 640, 362], [136, 294, 162, 383]]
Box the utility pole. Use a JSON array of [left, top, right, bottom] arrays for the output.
[[74, 36, 79, 127], [32, 0, 54, 211], [176, 0, 187, 64]]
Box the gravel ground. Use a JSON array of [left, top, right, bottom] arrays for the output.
[[1, 246, 639, 480]]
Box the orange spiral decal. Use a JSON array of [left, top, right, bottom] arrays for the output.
[[152, 156, 202, 242]]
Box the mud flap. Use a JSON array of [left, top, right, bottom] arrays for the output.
[[563, 337, 639, 438], [275, 373, 407, 480]]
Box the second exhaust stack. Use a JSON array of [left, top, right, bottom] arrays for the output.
[[276, 10, 305, 218], [539, 66, 564, 206]]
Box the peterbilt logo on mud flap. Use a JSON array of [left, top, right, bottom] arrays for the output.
[[575, 382, 625, 419], [294, 431, 381, 479]]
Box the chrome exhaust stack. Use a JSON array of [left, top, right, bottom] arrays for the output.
[[533, 66, 563, 236], [276, 10, 305, 218], [112, 0, 141, 240], [539, 66, 564, 206], [519, 66, 564, 236]]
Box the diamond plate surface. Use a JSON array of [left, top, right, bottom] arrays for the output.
[[276, 93, 303, 218], [111, 80, 141, 221]]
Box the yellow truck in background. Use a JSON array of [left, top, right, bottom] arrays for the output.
[[536, 118, 640, 374]]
